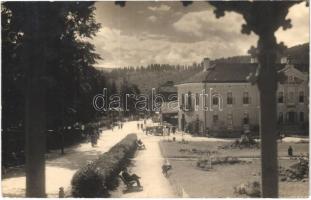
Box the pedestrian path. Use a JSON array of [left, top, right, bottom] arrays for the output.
[[120, 132, 176, 198], [1, 121, 139, 197]]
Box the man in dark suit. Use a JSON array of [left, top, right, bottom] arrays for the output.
[[121, 168, 142, 187]]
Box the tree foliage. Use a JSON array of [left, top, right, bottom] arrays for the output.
[[1, 2, 111, 168], [2, 2, 105, 129]]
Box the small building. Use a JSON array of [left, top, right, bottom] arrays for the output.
[[158, 81, 178, 126], [175, 57, 308, 137]]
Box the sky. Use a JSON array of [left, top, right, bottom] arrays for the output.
[[93, 1, 309, 68]]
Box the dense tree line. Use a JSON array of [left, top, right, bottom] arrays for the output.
[[105, 62, 203, 96], [109, 62, 204, 75]]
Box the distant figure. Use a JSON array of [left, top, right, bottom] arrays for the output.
[[137, 123, 140, 129], [288, 146, 293, 157], [136, 139, 146, 150], [59, 187, 65, 198], [121, 123, 123, 129], [121, 168, 142, 187], [144, 119, 146, 124], [141, 124, 143, 130], [91, 133, 97, 147], [172, 126, 176, 134], [96, 130, 100, 140], [11, 152, 18, 165], [162, 160, 172, 177]]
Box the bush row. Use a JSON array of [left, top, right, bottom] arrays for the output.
[[71, 133, 138, 197]]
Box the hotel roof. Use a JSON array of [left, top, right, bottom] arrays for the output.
[[176, 62, 308, 85]]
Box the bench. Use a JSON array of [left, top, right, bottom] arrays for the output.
[[118, 172, 143, 193]]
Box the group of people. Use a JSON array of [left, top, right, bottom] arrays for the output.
[[163, 126, 176, 136], [112, 122, 124, 131], [137, 119, 147, 130], [118, 122, 124, 130], [137, 123, 144, 130]]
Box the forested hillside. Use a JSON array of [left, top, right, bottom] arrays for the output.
[[99, 43, 308, 94], [104, 64, 203, 94]]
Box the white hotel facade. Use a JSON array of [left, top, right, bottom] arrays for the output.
[[175, 58, 309, 136]]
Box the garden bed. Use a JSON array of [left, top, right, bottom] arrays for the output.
[[159, 140, 309, 197]]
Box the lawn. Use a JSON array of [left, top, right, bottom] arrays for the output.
[[159, 140, 309, 198]]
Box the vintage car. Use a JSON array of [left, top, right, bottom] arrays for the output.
[[145, 125, 164, 136]]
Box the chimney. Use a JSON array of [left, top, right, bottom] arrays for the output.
[[203, 57, 211, 71]]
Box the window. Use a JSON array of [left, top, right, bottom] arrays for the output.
[[278, 112, 283, 124], [195, 93, 199, 106], [243, 112, 249, 124], [227, 113, 233, 129], [181, 94, 185, 106], [288, 92, 294, 103], [299, 91, 304, 103], [213, 114, 219, 123], [300, 112, 304, 122], [227, 92, 233, 105], [243, 92, 249, 104], [278, 92, 284, 103], [187, 92, 192, 109], [212, 96, 219, 106], [288, 75, 295, 83]]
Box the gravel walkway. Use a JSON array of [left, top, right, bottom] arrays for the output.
[[1, 121, 138, 197], [120, 132, 176, 198]]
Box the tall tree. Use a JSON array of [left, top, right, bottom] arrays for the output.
[[209, 2, 303, 197], [2, 2, 101, 197]]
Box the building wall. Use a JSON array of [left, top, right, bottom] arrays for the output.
[[177, 83, 205, 133], [277, 80, 309, 128], [204, 82, 260, 133], [177, 82, 260, 134], [176, 66, 309, 136]]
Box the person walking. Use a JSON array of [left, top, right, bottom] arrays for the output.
[[59, 187, 65, 198], [288, 145, 293, 157], [172, 126, 176, 134]]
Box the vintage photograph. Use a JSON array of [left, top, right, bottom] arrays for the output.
[[1, 0, 310, 198]]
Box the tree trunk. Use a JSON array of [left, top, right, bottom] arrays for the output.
[[24, 5, 47, 197], [25, 74, 46, 197], [257, 33, 279, 197]]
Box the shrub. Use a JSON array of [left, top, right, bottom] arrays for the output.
[[196, 156, 249, 171], [234, 181, 260, 197], [71, 133, 137, 197]]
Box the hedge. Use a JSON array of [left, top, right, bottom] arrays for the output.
[[71, 133, 137, 197]]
